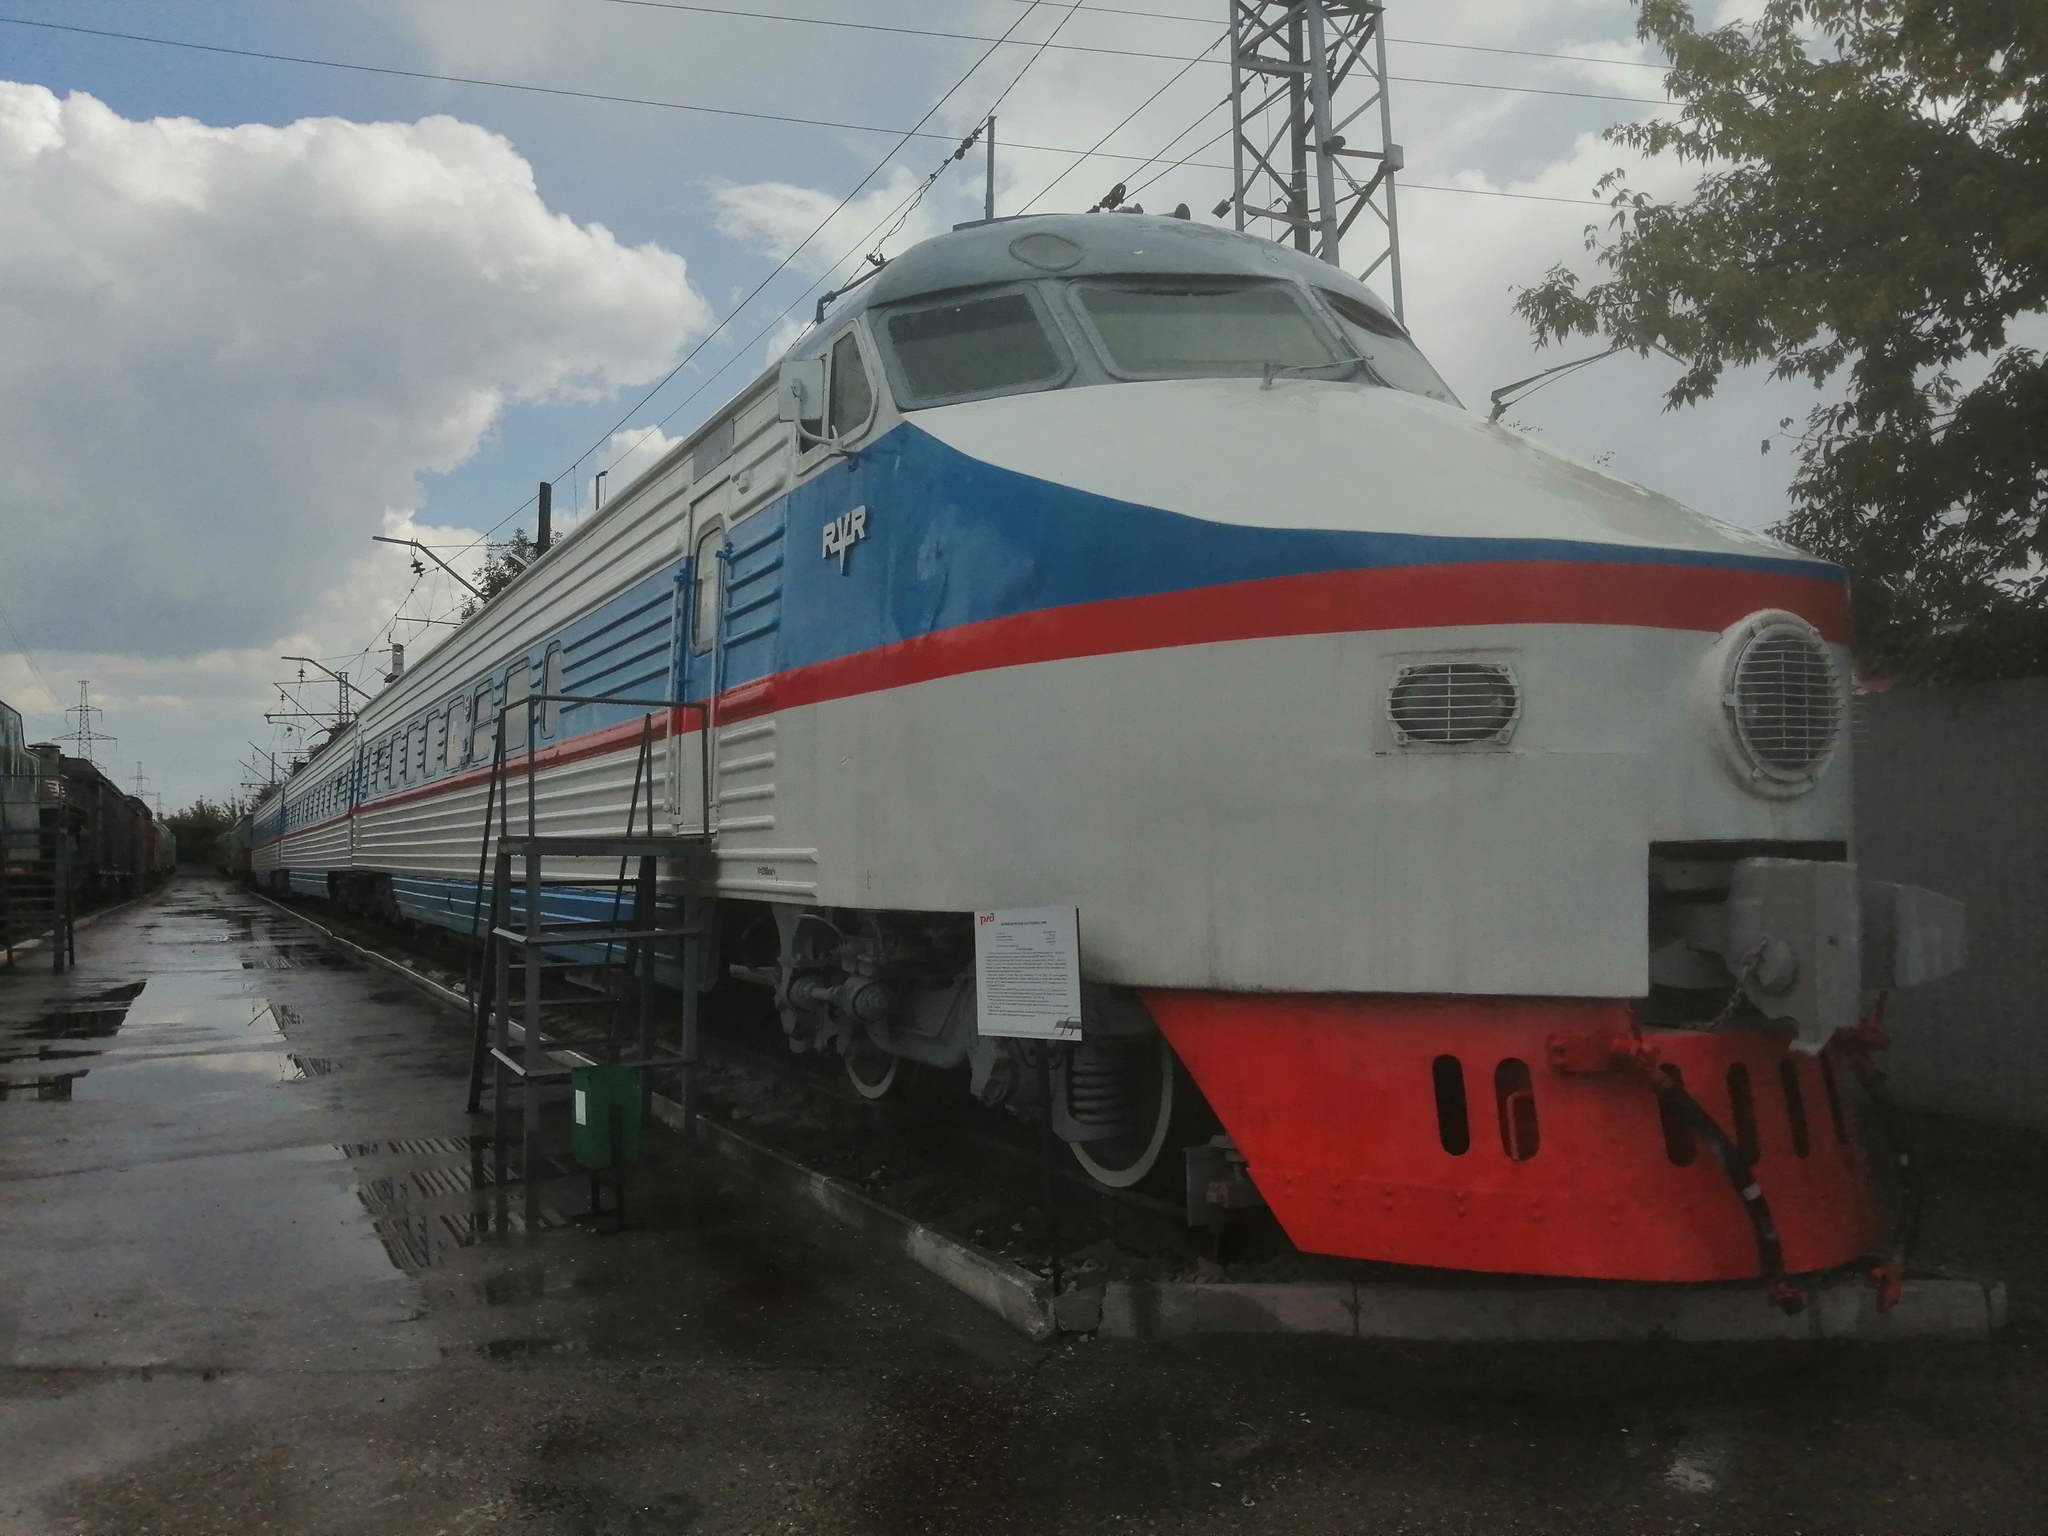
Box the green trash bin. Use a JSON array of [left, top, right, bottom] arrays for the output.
[[571, 1063, 643, 1171]]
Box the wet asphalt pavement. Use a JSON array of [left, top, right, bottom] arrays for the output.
[[2, 877, 2045, 1535]]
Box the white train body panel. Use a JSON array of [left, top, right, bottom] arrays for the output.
[[249, 213, 1853, 1004]]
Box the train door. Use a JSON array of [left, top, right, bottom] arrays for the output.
[[668, 479, 726, 835]]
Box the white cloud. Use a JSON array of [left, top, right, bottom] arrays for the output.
[[589, 425, 684, 513], [710, 165, 954, 277], [0, 82, 712, 660]]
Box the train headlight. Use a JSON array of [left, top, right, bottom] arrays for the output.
[[1711, 612, 1844, 792]]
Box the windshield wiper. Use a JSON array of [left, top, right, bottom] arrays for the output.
[[1259, 354, 1377, 390]]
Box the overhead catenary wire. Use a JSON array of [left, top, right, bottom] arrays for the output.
[[408, 159, 951, 643], [423, 0, 1067, 576], [1123, 119, 1232, 203], [332, 0, 1075, 670], [943, 0, 1678, 71], [1062, 73, 1235, 213], [863, 0, 1090, 262], [589, 0, 1675, 75], [0, 599, 61, 715], [124, 0, 1658, 703], [0, 15, 1677, 113], [546, 0, 1095, 545], [1014, 31, 1229, 215], [398, 176, 939, 636], [390, 23, 1627, 632]]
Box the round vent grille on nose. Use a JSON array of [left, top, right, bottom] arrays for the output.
[[1389, 662, 1518, 745], [1730, 624, 1841, 776]]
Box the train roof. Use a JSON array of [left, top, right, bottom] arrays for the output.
[[809, 212, 1404, 340]]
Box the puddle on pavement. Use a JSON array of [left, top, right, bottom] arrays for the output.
[[373, 1201, 573, 1272], [0, 972, 318, 1101], [63, 1051, 311, 1099], [10, 982, 148, 1042]]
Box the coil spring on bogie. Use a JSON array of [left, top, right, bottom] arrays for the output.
[[1068, 1039, 1133, 1127]]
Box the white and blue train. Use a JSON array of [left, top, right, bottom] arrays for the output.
[[250, 212, 1961, 1286]]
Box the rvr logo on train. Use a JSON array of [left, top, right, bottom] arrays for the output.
[[822, 505, 868, 572]]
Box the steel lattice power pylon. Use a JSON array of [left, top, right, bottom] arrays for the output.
[[1222, 0, 1405, 319]]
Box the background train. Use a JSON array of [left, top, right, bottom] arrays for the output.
[[2, 694, 175, 961], [244, 212, 1962, 1291]]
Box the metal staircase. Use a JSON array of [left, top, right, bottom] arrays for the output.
[[463, 694, 713, 1220]]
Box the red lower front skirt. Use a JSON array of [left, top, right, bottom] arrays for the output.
[[1144, 992, 1880, 1283]]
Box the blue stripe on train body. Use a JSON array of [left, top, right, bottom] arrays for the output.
[[737, 421, 1844, 692], [295, 412, 1847, 828], [390, 874, 708, 986]]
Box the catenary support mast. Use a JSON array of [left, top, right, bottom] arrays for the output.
[[1222, 0, 1404, 319]]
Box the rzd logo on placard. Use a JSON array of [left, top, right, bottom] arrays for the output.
[[822, 505, 868, 573]]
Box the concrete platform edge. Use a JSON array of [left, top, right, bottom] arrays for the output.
[[649, 1091, 1057, 1340], [246, 890, 2006, 1349], [1094, 1275, 2003, 1342], [249, 892, 474, 1014]]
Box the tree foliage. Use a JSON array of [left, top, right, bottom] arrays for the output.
[[459, 529, 539, 620], [165, 796, 244, 861], [1516, 0, 2047, 681]]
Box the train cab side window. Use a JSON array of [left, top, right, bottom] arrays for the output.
[[691, 524, 724, 656], [826, 330, 875, 439], [1314, 289, 1462, 406], [505, 661, 531, 752], [541, 645, 564, 738], [880, 289, 1067, 405], [470, 684, 496, 763]]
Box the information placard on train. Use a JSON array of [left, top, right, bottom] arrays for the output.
[[973, 907, 1082, 1040]]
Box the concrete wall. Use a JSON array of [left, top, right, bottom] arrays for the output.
[[1855, 679, 2048, 1133]]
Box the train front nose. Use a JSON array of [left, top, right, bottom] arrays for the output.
[[1143, 990, 1885, 1283]]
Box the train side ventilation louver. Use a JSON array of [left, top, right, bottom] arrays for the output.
[[1731, 625, 1841, 776], [1388, 662, 1519, 746]]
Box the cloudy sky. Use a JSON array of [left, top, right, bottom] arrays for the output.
[[0, 0, 1815, 810]]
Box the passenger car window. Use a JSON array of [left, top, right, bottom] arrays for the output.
[[542, 646, 565, 737], [1316, 289, 1462, 405], [692, 525, 724, 656], [881, 291, 1065, 404], [1075, 280, 1334, 377], [827, 331, 875, 438], [470, 684, 496, 764], [504, 662, 531, 751]]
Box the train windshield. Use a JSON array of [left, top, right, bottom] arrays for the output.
[[881, 290, 1068, 405], [1074, 280, 1335, 378], [1316, 289, 1462, 406]]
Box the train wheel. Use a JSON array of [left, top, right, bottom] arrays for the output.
[[1068, 1037, 1190, 1191], [845, 1040, 900, 1101]]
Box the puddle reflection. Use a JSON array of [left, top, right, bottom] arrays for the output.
[[1, 972, 314, 1101]]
